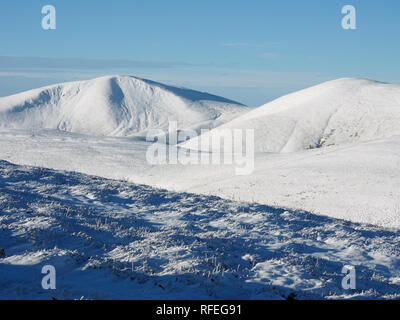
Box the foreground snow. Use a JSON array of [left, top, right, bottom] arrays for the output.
[[0, 129, 399, 228], [1, 160, 400, 299]]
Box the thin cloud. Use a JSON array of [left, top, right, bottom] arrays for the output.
[[0, 56, 194, 70], [259, 52, 278, 59], [221, 42, 276, 48]]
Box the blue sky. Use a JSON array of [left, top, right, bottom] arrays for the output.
[[1, 0, 399, 105]]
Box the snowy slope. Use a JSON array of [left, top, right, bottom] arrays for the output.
[[182, 78, 400, 152], [0, 75, 247, 137], [0, 77, 399, 228], [0, 130, 399, 229], [1, 160, 400, 300], [186, 137, 400, 229]]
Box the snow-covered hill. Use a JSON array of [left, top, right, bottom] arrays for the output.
[[182, 78, 400, 152], [0, 75, 247, 136], [1, 160, 400, 299], [0, 77, 399, 227], [1, 76, 400, 299]]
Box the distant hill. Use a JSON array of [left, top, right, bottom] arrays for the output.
[[0, 75, 247, 137], [182, 78, 400, 152]]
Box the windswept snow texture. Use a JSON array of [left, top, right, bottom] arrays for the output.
[[1, 160, 400, 300], [0, 75, 246, 136], [0, 130, 399, 228], [182, 78, 400, 152]]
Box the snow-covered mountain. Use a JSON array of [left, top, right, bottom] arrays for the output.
[[182, 78, 400, 152], [0, 77, 399, 228], [1, 76, 400, 299], [0, 75, 247, 136]]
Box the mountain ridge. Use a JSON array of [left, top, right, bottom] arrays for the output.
[[0, 75, 247, 137], [182, 77, 400, 152]]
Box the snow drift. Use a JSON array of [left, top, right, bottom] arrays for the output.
[[182, 78, 400, 152], [0, 75, 246, 137]]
